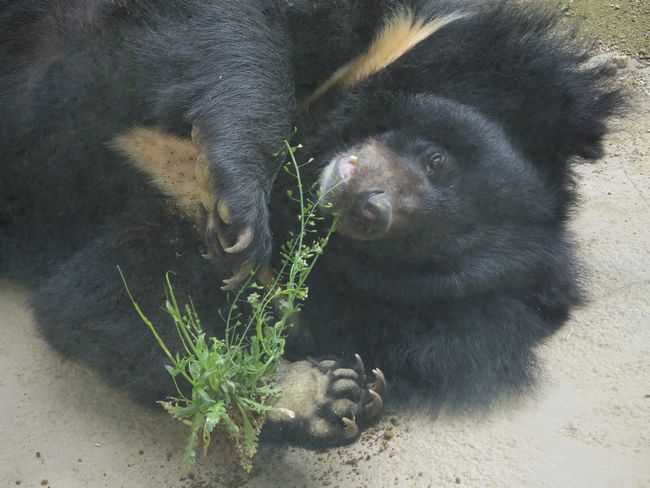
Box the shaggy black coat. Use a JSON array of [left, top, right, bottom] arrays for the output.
[[0, 0, 621, 412]]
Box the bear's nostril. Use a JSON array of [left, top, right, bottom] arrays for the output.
[[353, 190, 390, 227], [363, 200, 381, 220]]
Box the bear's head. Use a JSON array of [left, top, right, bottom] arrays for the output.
[[310, 93, 558, 262]]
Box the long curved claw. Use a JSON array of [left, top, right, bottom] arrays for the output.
[[363, 389, 383, 418], [342, 417, 359, 439], [354, 353, 365, 377], [217, 199, 232, 225], [370, 368, 386, 395], [217, 232, 231, 253], [223, 227, 254, 254], [220, 263, 254, 291]]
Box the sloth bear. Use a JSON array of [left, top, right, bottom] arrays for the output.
[[0, 0, 621, 443]]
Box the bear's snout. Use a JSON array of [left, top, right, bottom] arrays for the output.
[[349, 190, 391, 233]]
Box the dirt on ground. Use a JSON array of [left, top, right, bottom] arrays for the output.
[[564, 0, 650, 56], [1, 4, 649, 488]]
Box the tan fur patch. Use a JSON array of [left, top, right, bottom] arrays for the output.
[[112, 126, 302, 305], [304, 9, 465, 106], [111, 126, 202, 221]]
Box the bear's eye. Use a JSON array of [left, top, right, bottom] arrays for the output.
[[424, 152, 445, 175]]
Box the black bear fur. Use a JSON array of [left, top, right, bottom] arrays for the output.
[[0, 0, 622, 434]]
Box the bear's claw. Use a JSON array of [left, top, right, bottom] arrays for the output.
[[364, 389, 383, 417], [223, 226, 253, 254], [370, 368, 386, 395], [216, 199, 232, 225], [220, 262, 254, 291], [342, 417, 359, 439], [354, 353, 365, 376]]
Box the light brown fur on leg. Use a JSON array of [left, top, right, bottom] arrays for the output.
[[112, 126, 202, 221]]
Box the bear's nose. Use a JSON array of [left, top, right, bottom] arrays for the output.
[[352, 190, 391, 231]]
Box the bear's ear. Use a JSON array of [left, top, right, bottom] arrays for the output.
[[112, 126, 202, 220]]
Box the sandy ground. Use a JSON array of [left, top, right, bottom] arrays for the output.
[[2, 31, 650, 488], [566, 0, 650, 56]]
